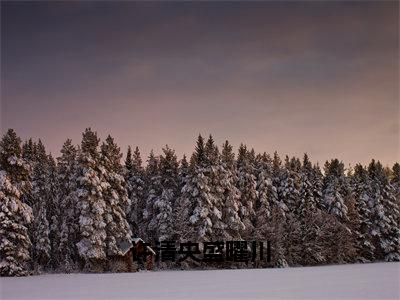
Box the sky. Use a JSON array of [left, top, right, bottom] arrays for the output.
[[1, 1, 399, 166]]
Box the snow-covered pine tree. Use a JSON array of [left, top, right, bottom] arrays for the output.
[[30, 140, 51, 271], [321, 159, 356, 262], [236, 144, 258, 239], [268, 205, 287, 267], [253, 152, 272, 242], [20, 139, 36, 260], [124, 147, 133, 213], [182, 135, 214, 242], [392, 163, 400, 194], [275, 156, 302, 265], [147, 146, 179, 242], [32, 204, 50, 270], [278, 156, 301, 214], [368, 160, 400, 261], [267, 151, 290, 266], [178, 155, 190, 191], [46, 154, 62, 269], [74, 128, 108, 272], [56, 139, 79, 272], [350, 164, 375, 262], [221, 141, 235, 171], [22, 139, 35, 167], [125, 146, 133, 172], [125, 146, 146, 237], [391, 163, 400, 224], [203, 136, 227, 240], [220, 141, 243, 240], [0, 129, 31, 194], [248, 148, 256, 168], [0, 171, 33, 276], [173, 155, 192, 242], [0, 129, 33, 276], [298, 154, 317, 217], [143, 150, 162, 242], [100, 135, 132, 259], [311, 163, 324, 209], [322, 159, 350, 221], [270, 151, 288, 216], [296, 154, 326, 265]]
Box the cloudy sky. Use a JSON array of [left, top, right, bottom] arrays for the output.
[[1, 1, 398, 166]]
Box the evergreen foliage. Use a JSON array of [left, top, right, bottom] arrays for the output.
[[1, 128, 398, 275]]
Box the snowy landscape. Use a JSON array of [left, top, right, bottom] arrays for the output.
[[1, 262, 399, 300], [1, 128, 400, 277], [1, 1, 399, 299]]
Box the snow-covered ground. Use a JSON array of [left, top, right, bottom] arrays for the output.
[[1, 262, 399, 300]]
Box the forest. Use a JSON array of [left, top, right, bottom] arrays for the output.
[[0, 128, 399, 276]]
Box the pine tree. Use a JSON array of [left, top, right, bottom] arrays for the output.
[[311, 163, 324, 209], [270, 151, 287, 216], [221, 141, 235, 171], [0, 171, 33, 276], [182, 135, 215, 241], [296, 154, 326, 265], [391, 163, 400, 225], [32, 204, 51, 270], [392, 163, 400, 194], [350, 164, 375, 261], [46, 154, 61, 269], [143, 150, 162, 242], [254, 153, 272, 241], [125, 146, 133, 173], [278, 156, 300, 214], [191, 135, 206, 167], [321, 159, 355, 262], [368, 160, 400, 261], [30, 140, 51, 270], [267, 152, 290, 266], [147, 146, 179, 241], [276, 157, 303, 265], [0, 129, 30, 192], [322, 159, 350, 221], [0, 129, 33, 276], [236, 144, 258, 239], [220, 141, 243, 240], [57, 139, 79, 271], [100, 135, 132, 257], [22, 139, 35, 166], [178, 155, 190, 191], [298, 154, 317, 217], [204, 136, 226, 240], [174, 155, 192, 242], [125, 146, 146, 236], [74, 128, 108, 271]]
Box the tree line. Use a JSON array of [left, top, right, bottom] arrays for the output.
[[0, 128, 399, 276]]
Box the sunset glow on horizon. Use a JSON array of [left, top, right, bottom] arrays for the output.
[[1, 1, 399, 166]]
